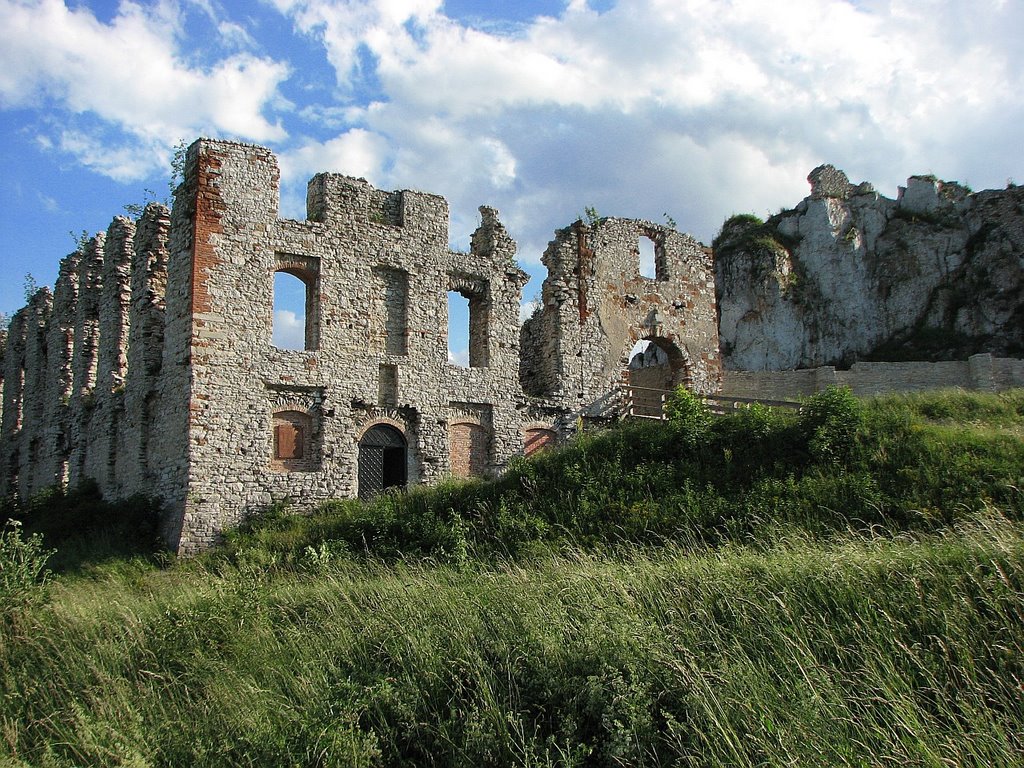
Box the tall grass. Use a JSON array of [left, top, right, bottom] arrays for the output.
[[3, 515, 1023, 765], [2, 389, 1023, 766]]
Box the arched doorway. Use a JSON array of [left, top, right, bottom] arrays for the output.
[[625, 338, 690, 418], [358, 424, 407, 500]]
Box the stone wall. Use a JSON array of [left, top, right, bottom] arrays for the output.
[[520, 217, 721, 420], [720, 353, 1024, 400], [2, 138, 721, 552], [0, 202, 180, 508]]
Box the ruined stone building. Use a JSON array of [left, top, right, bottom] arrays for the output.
[[0, 138, 720, 552]]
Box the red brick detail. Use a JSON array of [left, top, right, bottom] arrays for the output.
[[190, 148, 226, 317], [449, 421, 488, 477], [524, 427, 556, 457]]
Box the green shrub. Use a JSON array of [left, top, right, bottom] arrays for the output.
[[800, 386, 864, 464], [664, 386, 713, 446], [0, 520, 53, 610]]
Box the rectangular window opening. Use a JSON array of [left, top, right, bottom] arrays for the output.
[[639, 235, 657, 279]]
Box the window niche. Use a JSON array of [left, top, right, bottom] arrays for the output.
[[448, 274, 490, 368], [372, 266, 408, 356], [273, 253, 320, 351], [271, 408, 319, 472], [638, 232, 668, 281]]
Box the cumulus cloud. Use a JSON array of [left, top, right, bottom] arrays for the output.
[[273, 309, 305, 349], [279, 129, 390, 184], [270, 0, 1024, 258], [0, 0, 289, 179]]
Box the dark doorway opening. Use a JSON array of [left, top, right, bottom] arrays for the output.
[[358, 424, 408, 500]]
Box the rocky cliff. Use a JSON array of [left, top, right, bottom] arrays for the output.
[[716, 165, 1024, 370]]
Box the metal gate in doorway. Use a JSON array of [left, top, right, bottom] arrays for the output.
[[358, 424, 408, 500]]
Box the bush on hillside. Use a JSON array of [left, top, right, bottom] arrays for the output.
[[799, 386, 864, 464], [664, 386, 714, 446]]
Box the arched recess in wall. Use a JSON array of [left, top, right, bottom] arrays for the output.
[[449, 419, 490, 477], [625, 337, 691, 416], [273, 253, 320, 351], [358, 423, 407, 500], [524, 426, 557, 457], [271, 408, 317, 472]]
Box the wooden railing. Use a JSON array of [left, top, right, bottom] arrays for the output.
[[619, 385, 800, 421]]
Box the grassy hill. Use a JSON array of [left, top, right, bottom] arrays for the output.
[[2, 389, 1023, 766]]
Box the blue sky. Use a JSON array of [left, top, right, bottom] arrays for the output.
[[2, 0, 1023, 355]]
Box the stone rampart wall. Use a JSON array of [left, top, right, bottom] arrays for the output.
[[720, 353, 1024, 400]]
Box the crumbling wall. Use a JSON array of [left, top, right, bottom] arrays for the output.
[[717, 166, 1024, 370], [0, 203, 178, 509], [521, 217, 721, 419], [1, 138, 724, 552]]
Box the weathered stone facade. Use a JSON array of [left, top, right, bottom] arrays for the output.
[[0, 138, 721, 552], [520, 218, 721, 415]]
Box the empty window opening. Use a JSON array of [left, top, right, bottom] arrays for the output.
[[273, 269, 317, 350], [638, 235, 657, 279], [447, 291, 471, 367], [448, 275, 490, 368], [359, 424, 407, 500]]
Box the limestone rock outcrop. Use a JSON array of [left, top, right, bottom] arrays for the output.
[[716, 165, 1024, 370]]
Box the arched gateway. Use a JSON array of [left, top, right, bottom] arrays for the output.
[[358, 424, 407, 500]]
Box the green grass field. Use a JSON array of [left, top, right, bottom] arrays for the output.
[[3, 388, 1023, 766]]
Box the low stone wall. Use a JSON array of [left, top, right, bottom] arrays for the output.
[[720, 353, 1024, 400]]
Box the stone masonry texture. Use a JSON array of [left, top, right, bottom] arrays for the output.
[[0, 138, 723, 553], [5, 145, 1020, 552]]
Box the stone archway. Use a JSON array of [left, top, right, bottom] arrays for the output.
[[625, 337, 690, 417], [358, 424, 407, 500]]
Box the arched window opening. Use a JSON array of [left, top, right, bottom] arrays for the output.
[[273, 253, 320, 350], [447, 291, 470, 367], [273, 271, 313, 350], [359, 424, 408, 499], [448, 274, 490, 368]]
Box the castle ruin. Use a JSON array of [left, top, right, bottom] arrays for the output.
[[0, 138, 720, 552]]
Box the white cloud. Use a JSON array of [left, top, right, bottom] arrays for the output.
[[279, 129, 390, 184], [447, 347, 469, 367], [519, 298, 539, 324], [0, 0, 289, 179], [269, 0, 1023, 257], [273, 309, 305, 349]]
